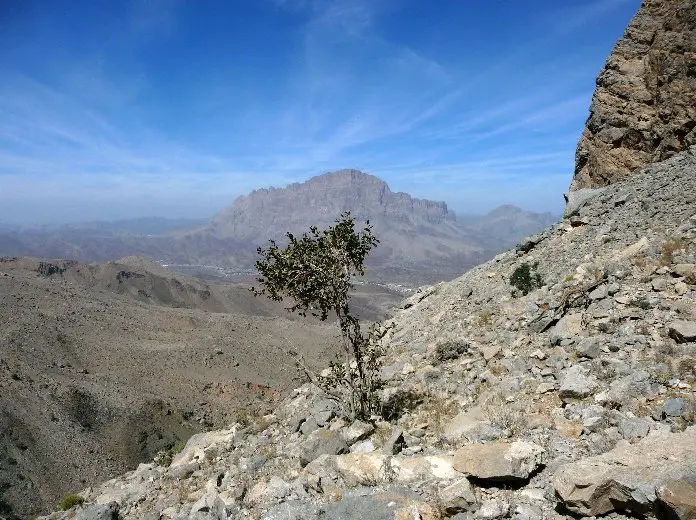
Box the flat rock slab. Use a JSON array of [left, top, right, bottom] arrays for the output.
[[553, 426, 696, 517], [669, 320, 696, 343], [332, 453, 459, 486], [452, 441, 545, 482]]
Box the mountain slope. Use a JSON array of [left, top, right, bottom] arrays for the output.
[[36, 145, 696, 520], [0, 257, 355, 519]]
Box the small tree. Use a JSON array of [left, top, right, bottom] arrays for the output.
[[252, 212, 387, 419], [510, 261, 543, 296]]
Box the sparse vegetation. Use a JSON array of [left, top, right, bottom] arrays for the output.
[[253, 212, 386, 419], [154, 440, 186, 467], [59, 494, 84, 511], [475, 309, 494, 327], [433, 340, 469, 363], [380, 388, 424, 422], [659, 237, 686, 266], [480, 391, 527, 437], [510, 262, 543, 296], [630, 295, 652, 310]]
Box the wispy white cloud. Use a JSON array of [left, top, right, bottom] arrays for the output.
[[0, 0, 641, 221]]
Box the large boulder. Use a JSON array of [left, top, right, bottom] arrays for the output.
[[558, 365, 598, 402], [553, 426, 696, 517], [669, 320, 696, 343], [452, 441, 545, 482], [332, 453, 459, 486]]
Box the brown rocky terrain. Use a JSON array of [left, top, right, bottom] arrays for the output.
[[0, 256, 402, 519], [570, 0, 696, 190]]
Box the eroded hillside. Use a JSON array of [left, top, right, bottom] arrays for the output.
[[0, 257, 403, 518]]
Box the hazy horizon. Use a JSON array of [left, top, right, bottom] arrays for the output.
[[1, 0, 640, 223], [0, 187, 560, 227]]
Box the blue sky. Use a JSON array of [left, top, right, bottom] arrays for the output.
[[0, 0, 640, 223]]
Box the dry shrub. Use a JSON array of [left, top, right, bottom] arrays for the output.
[[480, 391, 527, 437], [476, 309, 494, 327], [659, 237, 686, 266], [420, 396, 459, 442]]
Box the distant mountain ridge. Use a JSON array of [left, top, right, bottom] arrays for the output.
[[0, 170, 555, 285]]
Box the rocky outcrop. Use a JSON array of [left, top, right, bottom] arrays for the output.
[[552, 427, 696, 517], [570, 0, 696, 190]]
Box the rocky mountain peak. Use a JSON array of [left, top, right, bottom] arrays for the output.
[[570, 0, 696, 190], [210, 169, 453, 242]]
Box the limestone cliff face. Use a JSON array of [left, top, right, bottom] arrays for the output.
[[570, 0, 696, 190]]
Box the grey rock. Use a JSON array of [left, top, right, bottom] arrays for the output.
[[343, 420, 375, 445], [569, 216, 589, 227], [299, 416, 319, 435], [663, 398, 686, 418], [299, 430, 348, 466], [443, 408, 502, 444], [439, 478, 478, 514], [673, 264, 696, 279], [312, 399, 339, 426], [596, 370, 652, 408], [653, 278, 670, 291], [517, 233, 543, 253], [558, 365, 598, 402], [453, 441, 545, 482], [614, 414, 650, 440], [576, 338, 600, 359], [564, 188, 606, 216], [588, 285, 608, 300], [382, 427, 405, 455], [70, 503, 120, 520], [513, 504, 543, 520], [190, 493, 228, 520], [476, 499, 509, 520], [350, 440, 375, 453]]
